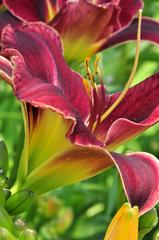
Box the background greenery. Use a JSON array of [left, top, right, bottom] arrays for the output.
[[0, 0, 159, 239]]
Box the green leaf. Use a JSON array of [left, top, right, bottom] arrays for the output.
[[0, 141, 9, 175]]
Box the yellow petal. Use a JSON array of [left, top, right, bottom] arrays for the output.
[[104, 203, 139, 240]]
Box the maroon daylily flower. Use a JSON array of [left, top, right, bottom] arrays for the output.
[[0, 23, 159, 215], [0, 0, 159, 61], [50, 0, 143, 61]]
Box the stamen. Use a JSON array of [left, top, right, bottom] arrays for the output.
[[85, 57, 95, 88], [93, 56, 103, 84], [94, 56, 101, 75], [100, 9, 142, 122]]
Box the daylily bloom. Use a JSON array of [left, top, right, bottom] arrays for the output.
[[104, 203, 139, 240], [0, 0, 159, 61], [0, 22, 159, 216]]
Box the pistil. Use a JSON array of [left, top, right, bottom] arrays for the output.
[[100, 9, 142, 123]]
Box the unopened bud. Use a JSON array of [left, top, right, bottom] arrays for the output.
[[0, 141, 9, 175], [104, 203, 139, 240], [19, 229, 38, 240], [14, 219, 26, 237], [5, 190, 34, 215], [139, 208, 158, 240]]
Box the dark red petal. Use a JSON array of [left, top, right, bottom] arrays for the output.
[[0, 0, 3, 7], [13, 56, 77, 118], [102, 17, 159, 51], [118, 0, 143, 27], [105, 114, 159, 150], [95, 73, 159, 147], [69, 119, 103, 147], [112, 152, 159, 215], [2, 22, 90, 121], [56, 0, 66, 9]]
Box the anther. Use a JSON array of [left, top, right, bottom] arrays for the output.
[[84, 57, 95, 88], [93, 56, 103, 84], [94, 56, 101, 75]]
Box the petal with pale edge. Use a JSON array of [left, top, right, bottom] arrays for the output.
[[23, 146, 114, 194], [1, 22, 90, 122], [94, 73, 159, 148], [104, 203, 138, 240], [102, 17, 159, 51], [0, 55, 13, 85], [3, 0, 60, 23], [51, 0, 119, 61], [0, 55, 12, 77], [112, 152, 159, 215]]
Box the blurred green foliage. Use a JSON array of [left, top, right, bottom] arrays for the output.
[[0, 1, 159, 239]]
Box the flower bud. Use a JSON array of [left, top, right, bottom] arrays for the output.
[[14, 219, 26, 237], [0, 141, 9, 175], [5, 190, 34, 215], [139, 208, 158, 240], [104, 203, 139, 240], [19, 229, 38, 240]]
